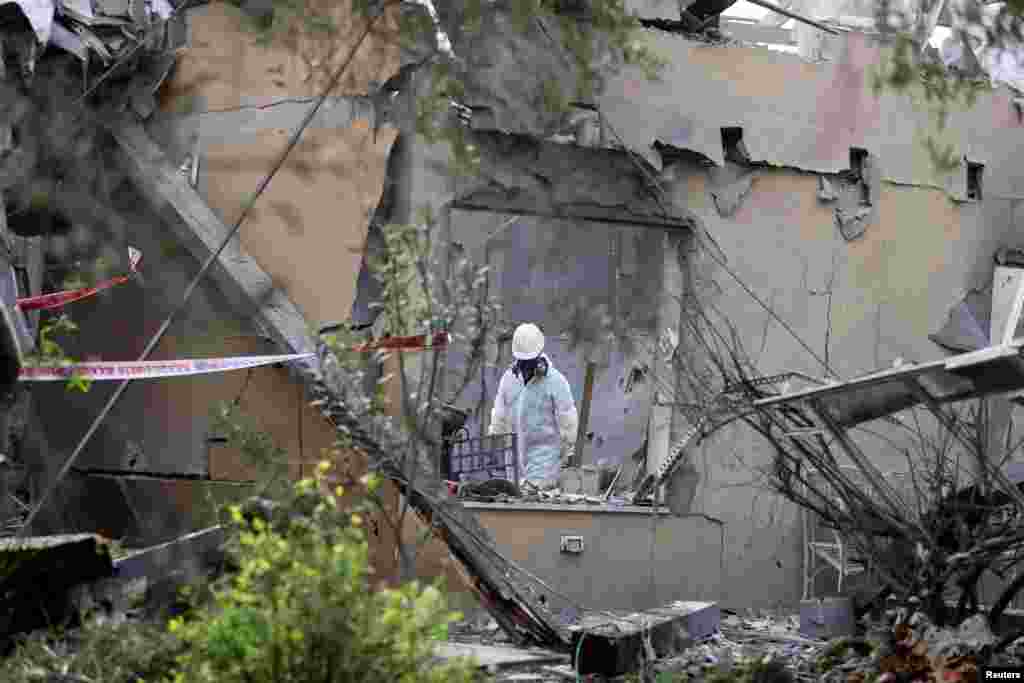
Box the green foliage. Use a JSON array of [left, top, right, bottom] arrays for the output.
[[23, 314, 93, 393], [164, 464, 479, 683], [369, 217, 433, 338], [0, 620, 181, 683], [871, 31, 989, 174], [212, 401, 291, 500], [815, 637, 874, 674]]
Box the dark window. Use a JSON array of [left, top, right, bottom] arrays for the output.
[[967, 161, 984, 201], [849, 147, 869, 177], [721, 127, 750, 164], [850, 148, 871, 203]]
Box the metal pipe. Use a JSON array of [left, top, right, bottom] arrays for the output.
[[573, 361, 597, 467]]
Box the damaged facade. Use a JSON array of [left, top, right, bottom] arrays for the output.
[[382, 0, 1024, 614], [1, 0, 1024, 656]]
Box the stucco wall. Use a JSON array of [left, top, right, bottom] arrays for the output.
[[636, 34, 1024, 610]]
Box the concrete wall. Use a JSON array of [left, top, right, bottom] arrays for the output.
[[468, 504, 724, 613], [401, 27, 1024, 611], [607, 32, 1024, 610], [26, 1, 398, 543]]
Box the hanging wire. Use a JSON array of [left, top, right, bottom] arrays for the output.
[[17, 5, 388, 537]]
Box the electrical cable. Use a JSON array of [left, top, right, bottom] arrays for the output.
[[17, 7, 388, 537]]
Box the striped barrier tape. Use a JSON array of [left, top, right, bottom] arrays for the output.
[[19, 352, 314, 382], [17, 247, 142, 312]]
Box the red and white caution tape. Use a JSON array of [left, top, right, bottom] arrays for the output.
[[347, 331, 452, 353], [19, 352, 314, 382], [17, 247, 142, 312]]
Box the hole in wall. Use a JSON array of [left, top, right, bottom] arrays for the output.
[[720, 127, 750, 165], [849, 147, 869, 177], [849, 147, 871, 204], [967, 160, 984, 201]]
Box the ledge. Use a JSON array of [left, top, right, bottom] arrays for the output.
[[462, 501, 673, 515]]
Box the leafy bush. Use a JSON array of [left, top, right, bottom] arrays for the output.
[[165, 462, 480, 683], [0, 620, 180, 683]]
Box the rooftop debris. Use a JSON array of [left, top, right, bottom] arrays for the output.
[[0, 0, 184, 96]]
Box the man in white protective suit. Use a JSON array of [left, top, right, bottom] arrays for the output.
[[488, 323, 579, 490]]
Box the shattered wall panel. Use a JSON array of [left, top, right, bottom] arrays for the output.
[[158, 0, 400, 111], [200, 123, 396, 326], [27, 183, 342, 545], [599, 32, 1024, 198], [663, 154, 1022, 609]]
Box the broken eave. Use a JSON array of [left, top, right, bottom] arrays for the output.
[[753, 342, 1024, 428]]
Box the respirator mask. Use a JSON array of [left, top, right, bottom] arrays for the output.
[[513, 356, 548, 384]]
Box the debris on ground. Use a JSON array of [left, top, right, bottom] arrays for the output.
[[811, 608, 1023, 682]]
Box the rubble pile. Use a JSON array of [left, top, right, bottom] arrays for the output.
[[0, 0, 186, 114], [813, 609, 1024, 683]]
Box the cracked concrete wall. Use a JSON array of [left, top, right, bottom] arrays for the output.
[[604, 31, 1024, 197], [28, 0, 397, 544], [342, 21, 1024, 612], [660, 164, 1022, 610], [550, 29, 1024, 611]]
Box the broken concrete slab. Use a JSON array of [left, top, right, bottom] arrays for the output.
[[817, 176, 838, 202], [452, 132, 697, 231], [569, 601, 720, 676], [930, 288, 991, 352], [835, 205, 871, 241], [710, 171, 756, 217], [626, 0, 682, 21], [0, 534, 114, 642], [435, 642, 569, 669]]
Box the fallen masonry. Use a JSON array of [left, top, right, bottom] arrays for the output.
[[0, 534, 114, 648], [569, 602, 721, 677]]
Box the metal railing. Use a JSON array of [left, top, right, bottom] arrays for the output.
[[447, 433, 518, 486]]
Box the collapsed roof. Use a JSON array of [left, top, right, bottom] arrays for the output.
[[0, 0, 186, 109]]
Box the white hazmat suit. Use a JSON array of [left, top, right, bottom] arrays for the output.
[[488, 353, 579, 488]]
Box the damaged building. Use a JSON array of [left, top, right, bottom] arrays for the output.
[[1, 0, 1024, 660]]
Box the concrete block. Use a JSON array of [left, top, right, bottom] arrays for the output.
[[800, 597, 854, 640], [569, 600, 720, 676]]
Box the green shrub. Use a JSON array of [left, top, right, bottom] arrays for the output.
[[165, 462, 480, 683], [0, 620, 180, 683]]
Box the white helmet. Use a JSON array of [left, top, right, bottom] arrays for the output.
[[512, 323, 545, 360]]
